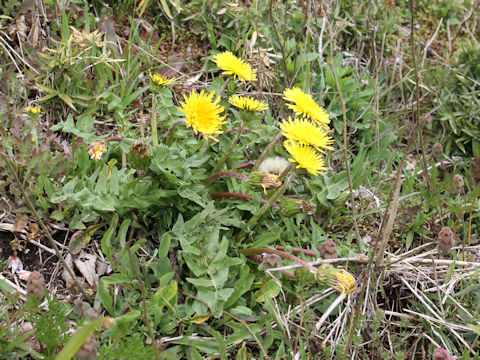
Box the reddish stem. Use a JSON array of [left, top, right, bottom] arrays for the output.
[[206, 171, 248, 183], [104, 136, 123, 143], [236, 162, 255, 170], [240, 248, 317, 273], [225, 126, 250, 134], [276, 245, 316, 257], [249, 255, 296, 280]]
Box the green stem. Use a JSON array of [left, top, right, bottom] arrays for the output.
[[165, 119, 185, 146], [251, 131, 283, 172], [151, 95, 158, 146], [210, 112, 249, 175]]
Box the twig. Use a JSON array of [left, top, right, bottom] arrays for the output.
[[315, 293, 346, 331]]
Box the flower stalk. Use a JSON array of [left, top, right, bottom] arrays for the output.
[[210, 117, 247, 175], [151, 94, 158, 146], [165, 119, 186, 147], [251, 131, 284, 172], [206, 171, 248, 184]]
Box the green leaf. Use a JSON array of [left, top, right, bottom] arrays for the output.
[[255, 279, 280, 302], [97, 280, 113, 315], [158, 232, 171, 258], [251, 232, 279, 248], [54, 319, 102, 360]]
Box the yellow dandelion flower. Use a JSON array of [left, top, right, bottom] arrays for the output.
[[149, 70, 176, 86], [280, 117, 334, 152], [332, 269, 355, 294], [283, 87, 330, 127], [87, 142, 107, 161], [284, 140, 326, 176], [228, 95, 268, 112], [177, 90, 226, 141], [212, 51, 257, 82], [25, 106, 41, 114]]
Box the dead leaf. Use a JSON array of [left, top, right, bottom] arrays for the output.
[[74, 251, 97, 287], [14, 213, 28, 232], [69, 223, 104, 255]]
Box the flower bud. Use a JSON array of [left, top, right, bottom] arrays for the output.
[[318, 239, 338, 259], [437, 226, 455, 255], [128, 140, 151, 170], [431, 142, 443, 158], [279, 198, 316, 216], [452, 174, 464, 194]]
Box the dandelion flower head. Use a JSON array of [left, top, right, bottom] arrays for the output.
[[149, 70, 176, 86], [25, 106, 41, 114], [87, 142, 107, 161], [280, 117, 334, 152], [284, 140, 326, 176], [332, 269, 355, 294], [228, 95, 268, 112], [212, 51, 257, 82], [283, 87, 330, 127], [177, 90, 226, 141]]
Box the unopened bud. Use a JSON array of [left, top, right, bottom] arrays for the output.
[[318, 239, 338, 259], [431, 143, 443, 158], [279, 198, 316, 216], [437, 226, 455, 255], [128, 140, 151, 170], [452, 174, 464, 194], [27, 271, 46, 300]]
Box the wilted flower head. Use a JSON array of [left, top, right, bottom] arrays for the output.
[[431, 142, 443, 157], [248, 172, 281, 193], [452, 174, 464, 194], [257, 156, 290, 175], [331, 269, 355, 294], [149, 70, 176, 87], [284, 140, 326, 176], [437, 226, 455, 255], [280, 117, 334, 152], [315, 264, 355, 294], [177, 90, 226, 141], [212, 51, 257, 82], [228, 95, 268, 112], [283, 87, 330, 127], [87, 142, 107, 161], [318, 239, 338, 259]]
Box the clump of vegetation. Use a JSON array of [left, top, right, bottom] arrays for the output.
[[1, 1, 479, 359]]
